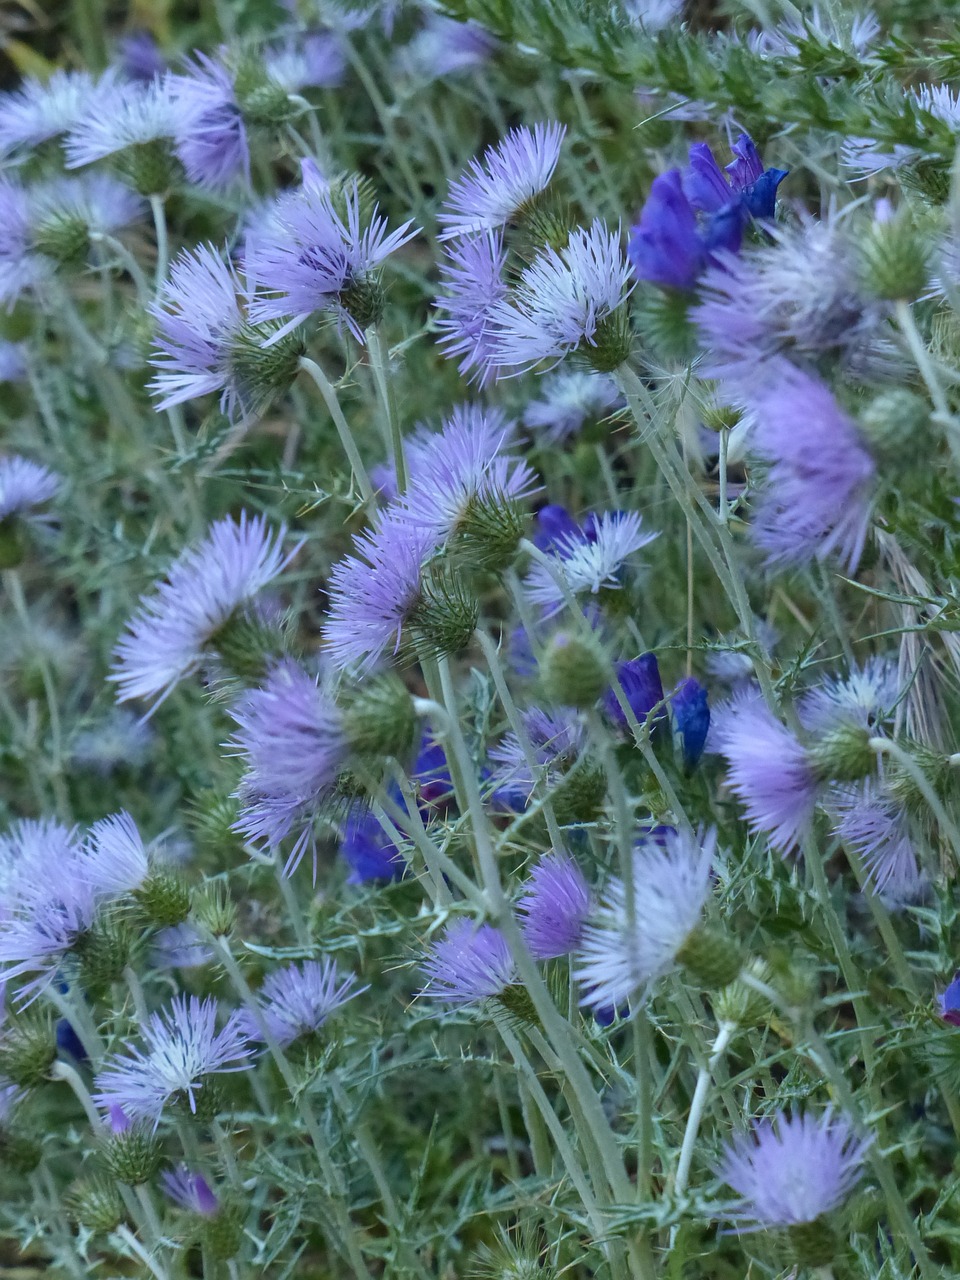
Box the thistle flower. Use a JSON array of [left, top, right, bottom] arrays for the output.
[[434, 231, 509, 386], [246, 176, 418, 342], [523, 370, 622, 443], [93, 995, 253, 1127], [489, 220, 633, 374], [711, 691, 817, 853], [488, 707, 590, 811], [0, 457, 60, 524], [340, 811, 406, 884], [0, 70, 116, 155], [0, 181, 54, 308], [523, 510, 658, 616], [421, 920, 516, 1006], [604, 653, 665, 732], [518, 852, 591, 960], [748, 5, 880, 57], [244, 958, 365, 1046], [719, 1110, 870, 1229], [64, 78, 178, 169], [0, 342, 27, 384], [799, 658, 900, 732], [263, 33, 346, 92], [31, 173, 145, 258], [111, 513, 298, 707], [228, 660, 348, 856], [168, 54, 249, 191], [438, 122, 565, 240], [576, 828, 716, 1010], [118, 32, 168, 83], [745, 366, 876, 572], [81, 812, 150, 898], [0, 818, 79, 899], [70, 709, 154, 777], [152, 924, 213, 971], [162, 1166, 219, 1216], [397, 14, 497, 81], [831, 782, 921, 897]]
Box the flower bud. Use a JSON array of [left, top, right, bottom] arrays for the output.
[[675, 923, 742, 990], [0, 1014, 56, 1088], [187, 790, 243, 861], [229, 325, 305, 415], [0, 517, 26, 569], [512, 194, 575, 257], [118, 140, 178, 196], [340, 275, 386, 332], [454, 493, 528, 572], [859, 211, 929, 301], [175, 1076, 226, 1124], [76, 911, 134, 992], [781, 1217, 840, 1270], [213, 608, 291, 683], [409, 566, 479, 660], [884, 742, 954, 817], [494, 984, 540, 1030], [539, 631, 608, 709], [551, 759, 607, 826], [33, 213, 90, 266], [193, 882, 236, 938], [100, 1124, 163, 1185], [342, 673, 416, 761], [809, 721, 876, 783], [201, 1201, 246, 1259], [859, 386, 931, 463], [713, 957, 772, 1029], [67, 1177, 126, 1234], [134, 870, 192, 928], [580, 310, 631, 373], [0, 1126, 43, 1173], [635, 288, 697, 362]]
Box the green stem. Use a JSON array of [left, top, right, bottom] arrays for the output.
[[365, 328, 406, 493], [150, 195, 169, 293], [299, 357, 375, 504], [672, 1021, 734, 1199]]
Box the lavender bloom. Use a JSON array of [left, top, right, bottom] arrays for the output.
[[168, 54, 248, 191], [341, 812, 405, 884], [118, 32, 167, 82], [434, 232, 509, 386], [524, 511, 658, 616], [152, 924, 214, 971], [263, 33, 346, 91], [489, 221, 633, 374], [397, 404, 539, 543], [93, 995, 253, 1127], [162, 1166, 219, 1216], [439, 123, 565, 241], [245, 958, 365, 1046], [939, 974, 960, 1026], [70, 709, 153, 776], [628, 169, 743, 293], [247, 177, 417, 342], [0, 818, 79, 899], [323, 515, 436, 676], [64, 78, 178, 169], [576, 828, 716, 1010], [671, 677, 710, 769], [523, 370, 622, 444], [604, 654, 665, 732], [799, 658, 900, 732], [31, 173, 145, 241], [81, 811, 150, 898], [831, 782, 921, 897], [111, 513, 297, 707], [489, 707, 589, 810], [712, 691, 817, 853], [0, 70, 115, 154], [229, 661, 348, 858], [719, 1110, 870, 1228], [421, 920, 516, 1005], [0, 457, 60, 523], [398, 14, 497, 81], [746, 367, 875, 572], [518, 852, 591, 960], [0, 181, 53, 307], [0, 342, 27, 384]]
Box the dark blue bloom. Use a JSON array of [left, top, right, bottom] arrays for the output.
[[604, 654, 665, 732], [56, 1017, 88, 1063], [533, 503, 581, 551], [940, 973, 960, 1027], [340, 811, 405, 885], [685, 134, 788, 222], [412, 732, 454, 811], [671, 677, 710, 769], [628, 169, 722, 293]]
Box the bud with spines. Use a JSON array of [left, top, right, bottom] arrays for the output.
[[408, 566, 479, 661], [118, 140, 179, 197], [780, 1218, 841, 1270], [193, 881, 236, 938], [579, 310, 632, 374], [539, 631, 608, 709], [201, 1201, 246, 1259], [0, 1126, 42, 1173], [859, 207, 930, 301], [454, 493, 529, 573], [228, 325, 305, 416], [808, 721, 876, 783], [33, 214, 90, 266], [135, 870, 192, 928], [675, 923, 742, 990], [0, 1015, 56, 1088], [67, 1177, 126, 1233], [859, 387, 930, 461], [76, 910, 134, 991], [714, 958, 772, 1029], [101, 1124, 163, 1186], [342, 674, 416, 761], [884, 741, 955, 817], [214, 608, 292, 684]]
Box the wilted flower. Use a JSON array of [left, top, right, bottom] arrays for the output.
[[244, 958, 365, 1046], [434, 231, 509, 386], [518, 852, 591, 960], [421, 920, 516, 1006], [438, 123, 565, 240]]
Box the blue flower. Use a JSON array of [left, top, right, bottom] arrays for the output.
[[685, 133, 787, 222], [518, 852, 591, 960], [671, 677, 710, 769], [628, 168, 744, 293], [939, 974, 960, 1027], [604, 654, 665, 733], [422, 920, 516, 1006], [341, 811, 406, 884]]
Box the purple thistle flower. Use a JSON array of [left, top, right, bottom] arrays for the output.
[[0, 818, 79, 899], [0, 341, 27, 384], [162, 1166, 219, 1216], [488, 220, 633, 374], [576, 827, 716, 1010], [32, 173, 145, 240], [397, 14, 497, 81], [245, 958, 365, 1046], [396, 403, 539, 543], [719, 1110, 870, 1229], [671, 677, 710, 769], [341, 811, 406, 884], [0, 181, 54, 308], [711, 691, 817, 853], [489, 707, 589, 810], [93, 995, 253, 1127], [523, 370, 622, 444], [152, 924, 213, 971], [0, 456, 60, 522], [264, 34, 346, 91], [229, 660, 348, 858], [518, 852, 591, 960], [421, 920, 516, 1006], [246, 176, 417, 343], [604, 653, 665, 732], [745, 366, 875, 572], [831, 782, 921, 897], [322, 514, 436, 676], [628, 168, 744, 292], [939, 974, 960, 1027], [438, 123, 565, 241], [523, 510, 658, 616], [81, 811, 150, 898], [434, 231, 509, 386], [799, 658, 900, 733], [0, 69, 116, 155], [168, 54, 248, 191], [111, 513, 297, 707], [64, 78, 178, 168], [118, 32, 168, 83]]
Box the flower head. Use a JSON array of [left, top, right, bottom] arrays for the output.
[[684, 133, 787, 222], [576, 828, 716, 1010], [831, 782, 921, 897], [489, 220, 633, 374], [629, 168, 744, 292], [439, 123, 565, 241], [262, 33, 346, 91], [518, 852, 591, 960], [523, 510, 657, 616], [421, 920, 516, 1005], [523, 370, 622, 444], [111, 513, 297, 707], [81, 811, 150, 898], [671, 677, 710, 769], [168, 54, 248, 191], [119, 32, 168, 83], [245, 958, 365, 1046], [719, 1109, 870, 1229], [0, 70, 116, 154], [162, 1167, 219, 1216], [939, 974, 960, 1026], [489, 707, 589, 810], [397, 14, 497, 81], [799, 658, 900, 732], [70, 709, 154, 776], [434, 231, 509, 386], [0, 457, 60, 523], [340, 811, 406, 884], [604, 653, 665, 731], [64, 78, 178, 169], [93, 995, 253, 1127]]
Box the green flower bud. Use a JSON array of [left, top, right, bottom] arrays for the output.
[[174, 1076, 225, 1124], [235, 67, 296, 127], [808, 721, 876, 783], [340, 275, 385, 332], [635, 288, 697, 363], [884, 742, 955, 817], [193, 881, 236, 939], [539, 631, 608, 709], [859, 387, 930, 460], [100, 1124, 163, 1186], [117, 140, 178, 197], [342, 673, 416, 760], [134, 870, 192, 928], [454, 493, 529, 573], [408, 566, 479, 661], [228, 324, 305, 416], [201, 1201, 246, 1259], [0, 516, 26, 569], [0, 1126, 43, 1173], [552, 758, 607, 826], [579, 310, 631, 373], [675, 923, 742, 990], [33, 213, 90, 266], [713, 958, 772, 1029], [67, 1177, 126, 1234], [781, 1217, 840, 1269], [859, 211, 929, 301], [494, 984, 540, 1030], [213, 608, 291, 683], [186, 790, 242, 861], [76, 911, 134, 992], [511, 193, 575, 257], [0, 1014, 56, 1088]]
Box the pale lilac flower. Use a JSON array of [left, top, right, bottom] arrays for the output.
[[576, 828, 716, 1010], [228, 660, 348, 858], [70, 709, 153, 776], [438, 123, 565, 241], [264, 34, 346, 90], [111, 513, 298, 707], [81, 811, 150, 898], [799, 658, 900, 732], [246, 176, 418, 342], [831, 782, 921, 897], [523, 510, 658, 615], [0, 181, 53, 307], [245, 958, 365, 1046], [705, 620, 778, 687], [0, 342, 27, 383], [913, 84, 960, 130], [168, 54, 248, 191], [745, 366, 875, 572], [118, 32, 167, 83], [162, 1166, 219, 1216], [421, 920, 516, 1005], [152, 924, 213, 970], [840, 137, 920, 178], [489, 707, 590, 810], [0, 457, 60, 522], [397, 15, 497, 81], [0, 818, 78, 899], [747, 5, 879, 57], [489, 221, 633, 374], [0, 70, 116, 154], [93, 995, 253, 1127], [64, 78, 178, 168], [523, 370, 622, 443], [719, 1110, 870, 1228], [518, 852, 591, 960], [434, 231, 508, 386], [711, 691, 817, 853], [31, 173, 145, 239]]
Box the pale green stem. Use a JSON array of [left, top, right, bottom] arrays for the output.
[[717, 427, 730, 524], [46, 985, 104, 1062], [299, 356, 375, 504], [273, 854, 311, 947], [365, 328, 406, 492], [871, 735, 960, 859], [150, 195, 169, 293], [894, 299, 959, 452], [116, 1225, 173, 1280], [672, 1021, 735, 1199], [51, 1059, 102, 1127], [125, 965, 149, 1024]]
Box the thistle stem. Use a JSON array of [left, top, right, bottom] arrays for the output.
[[365, 327, 406, 493], [673, 1021, 735, 1199], [299, 356, 375, 505]]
